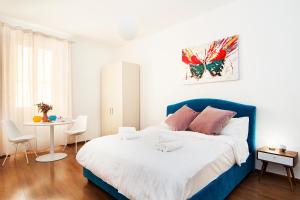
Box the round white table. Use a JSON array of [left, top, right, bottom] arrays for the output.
[[24, 121, 73, 162]]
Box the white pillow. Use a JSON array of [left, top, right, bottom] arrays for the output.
[[160, 114, 173, 130], [220, 117, 249, 140]]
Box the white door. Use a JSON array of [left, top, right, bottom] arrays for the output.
[[101, 63, 123, 135]]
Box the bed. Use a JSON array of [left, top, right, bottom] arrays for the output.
[[78, 98, 256, 200]]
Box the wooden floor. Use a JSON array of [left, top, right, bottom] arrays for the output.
[[0, 144, 299, 200]]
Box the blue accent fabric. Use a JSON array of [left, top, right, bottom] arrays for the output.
[[83, 168, 128, 200], [83, 98, 256, 200]]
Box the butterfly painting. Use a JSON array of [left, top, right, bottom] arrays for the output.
[[182, 35, 239, 84]]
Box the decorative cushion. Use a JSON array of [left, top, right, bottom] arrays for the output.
[[165, 105, 198, 131], [189, 106, 236, 135]]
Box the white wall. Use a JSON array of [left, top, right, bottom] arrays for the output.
[[72, 39, 114, 141], [114, 0, 300, 178]]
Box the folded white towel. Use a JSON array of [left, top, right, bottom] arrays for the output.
[[119, 133, 140, 140], [158, 135, 177, 144], [155, 141, 183, 152], [119, 127, 137, 134]]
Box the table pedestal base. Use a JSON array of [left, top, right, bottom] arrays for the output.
[[36, 153, 67, 162]]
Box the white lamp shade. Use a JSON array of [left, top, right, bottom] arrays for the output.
[[117, 16, 138, 41]]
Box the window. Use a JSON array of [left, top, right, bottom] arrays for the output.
[[17, 45, 32, 107], [37, 48, 52, 103], [17, 45, 53, 107]]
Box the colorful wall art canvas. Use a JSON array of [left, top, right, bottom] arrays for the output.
[[182, 35, 239, 84]]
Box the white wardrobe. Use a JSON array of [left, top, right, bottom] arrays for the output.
[[101, 61, 140, 136]]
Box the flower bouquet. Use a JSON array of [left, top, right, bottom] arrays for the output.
[[36, 102, 53, 122]]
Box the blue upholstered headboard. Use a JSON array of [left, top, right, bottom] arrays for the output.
[[166, 98, 256, 153]]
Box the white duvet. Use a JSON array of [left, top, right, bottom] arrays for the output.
[[76, 126, 249, 200]]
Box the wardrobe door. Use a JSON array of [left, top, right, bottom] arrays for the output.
[[101, 66, 112, 136], [108, 63, 123, 134], [122, 62, 140, 130], [101, 63, 123, 135]]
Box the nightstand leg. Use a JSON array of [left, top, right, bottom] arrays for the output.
[[259, 161, 268, 181], [289, 167, 296, 186], [285, 166, 294, 192], [264, 162, 268, 173]]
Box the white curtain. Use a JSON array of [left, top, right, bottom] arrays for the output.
[[0, 22, 72, 155]]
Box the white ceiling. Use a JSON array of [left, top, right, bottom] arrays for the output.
[[0, 0, 234, 47]]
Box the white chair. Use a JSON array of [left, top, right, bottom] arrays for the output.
[[63, 115, 88, 153], [1, 120, 38, 166]]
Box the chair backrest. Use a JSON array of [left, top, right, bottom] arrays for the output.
[[71, 115, 88, 133], [1, 120, 22, 142]]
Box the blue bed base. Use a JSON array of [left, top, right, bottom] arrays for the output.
[[83, 98, 256, 200]]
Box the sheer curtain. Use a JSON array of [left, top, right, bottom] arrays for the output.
[[0, 22, 72, 155]]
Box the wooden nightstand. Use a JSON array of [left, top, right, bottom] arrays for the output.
[[257, 146, 298, 191]]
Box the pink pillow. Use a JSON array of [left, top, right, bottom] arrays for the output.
[[189, 106, 236, 135], [165, 105, 199, 131]]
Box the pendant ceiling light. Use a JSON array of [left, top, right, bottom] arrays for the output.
[[117, 16, 138, 41]]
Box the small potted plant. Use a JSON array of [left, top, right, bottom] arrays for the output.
[[36, 102, 53, 122]]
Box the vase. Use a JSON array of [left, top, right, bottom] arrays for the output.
[[42, 112, 48, 122]]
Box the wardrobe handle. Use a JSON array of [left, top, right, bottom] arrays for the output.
[[109, 107, 114, 115]]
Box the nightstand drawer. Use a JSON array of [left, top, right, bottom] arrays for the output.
[[257, 152, 293, 166]]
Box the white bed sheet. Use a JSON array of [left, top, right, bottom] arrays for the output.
[[76, 125, 249, 200]]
